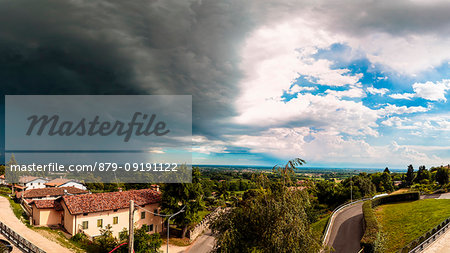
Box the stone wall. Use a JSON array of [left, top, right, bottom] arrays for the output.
[[188, 207, 228, 242]]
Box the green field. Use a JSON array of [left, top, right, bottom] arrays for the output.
[[375, 199, 450, 252]]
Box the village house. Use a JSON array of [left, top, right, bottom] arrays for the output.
[[16, 186, 88, 202], [45, 178, 87, 190], [0, 174, 6, 185], [30, 189, 163, 239], [18, 176, 48, 190]]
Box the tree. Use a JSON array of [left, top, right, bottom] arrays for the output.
[[383, 167, 390, 174], [436, 167, 449, 185], [211, 182, 320, 252], [133, 225, 163, 253], [93, 225, 118, 253], [352, 174, 376, 197], [405, 165, 415, 186], [415, 165, 431, 183], [162, 167, 204, 238]]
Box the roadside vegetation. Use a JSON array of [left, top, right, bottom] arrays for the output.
[[375, 199, 450, 253], [311, 214, 331, 242]]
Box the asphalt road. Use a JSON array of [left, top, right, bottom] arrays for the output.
[[327, 202, 364, 253], [186, 229, 215, 253]]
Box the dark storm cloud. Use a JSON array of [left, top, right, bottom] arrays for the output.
[[249, 0, 450, 36], [1, 0, 449, 143], [0, 0, 254, 138], [314, 0, 450, 36]]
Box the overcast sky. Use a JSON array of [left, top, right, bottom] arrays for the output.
[[1, 0, 450, 169]]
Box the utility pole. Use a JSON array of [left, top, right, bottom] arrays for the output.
[[128, 200, 134, 253]]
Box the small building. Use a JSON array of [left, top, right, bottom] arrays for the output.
[[0, 175, 6, 185], [30, 199, 63, 226], [60, 189, 163, 238], [18, 176, 48, 190], [45, 178, 87, 190]]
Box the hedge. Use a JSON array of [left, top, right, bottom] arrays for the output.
[[361, 200, 379, 253], [371, 192, 419, 208], [361, 192, 420, 253]]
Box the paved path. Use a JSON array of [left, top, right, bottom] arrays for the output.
[[0, 196, 73, 253], [186, 230, 215, 253], [423, 227, 450, 253], [421, 192, 450, 253], [326, 202, 364, 253]]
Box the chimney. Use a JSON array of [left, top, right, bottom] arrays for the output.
[[118, 188, 122, 192], [151, 184, 160, 192], [63, 189, 68, 195]]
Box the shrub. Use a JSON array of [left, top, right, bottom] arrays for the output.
[[361, 200, 379, 253]]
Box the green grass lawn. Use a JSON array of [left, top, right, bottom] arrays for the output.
[[375, 199, 450, 253], [311, 214, 331, 242]]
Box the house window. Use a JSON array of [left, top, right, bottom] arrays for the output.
[[144, 224, 153, 232], [97, 219, 103, 228], [83, 213, 88, 216], [82, 221, 88, 229], [113, 217, 118, 224], [141, 211, 145, 219]]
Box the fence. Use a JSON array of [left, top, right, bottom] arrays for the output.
[[0, 221, 45, 253], [399, 217, 450, 253]]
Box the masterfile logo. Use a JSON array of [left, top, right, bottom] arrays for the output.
[[26, 112, 170, 142], [5, 95, 192, 183]]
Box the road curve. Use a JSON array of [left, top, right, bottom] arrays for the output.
[[326, 202, 364, 253]]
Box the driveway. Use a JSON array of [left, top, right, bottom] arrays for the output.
[[326, 202, 364, 253], [0, 196, 73, 253]]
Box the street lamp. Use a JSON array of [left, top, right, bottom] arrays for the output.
[[166, 205, 186, 253]]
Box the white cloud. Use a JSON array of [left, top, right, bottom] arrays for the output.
[[287, 84, 317, 94], [235, 93, 379, 136], [388, 79, 450, 101], [325, 86, 366, 98], [192, 135, 228, 154], [412, 79, 450, 101], [378, 104, 430, 116], [389, 93, 415, 100], [226, 128, 444, 166], [367, 86, 389, 95]]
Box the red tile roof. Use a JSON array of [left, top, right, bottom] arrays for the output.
[[30, 199, 63, 210], [16, 187, 87, 199], [45, 178, 72, 187], [62, 189, 161, 215]]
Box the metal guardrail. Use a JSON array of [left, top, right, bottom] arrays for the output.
[[322, 197, 372, 246], [407, 218, 450, 253], [0, 221, 46, 253]]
